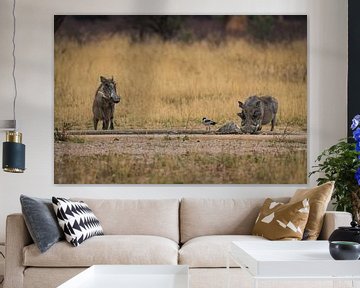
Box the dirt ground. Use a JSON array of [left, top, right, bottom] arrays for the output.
[[55, 133, 307, 159]]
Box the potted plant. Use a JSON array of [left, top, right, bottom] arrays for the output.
[[310, 115, 360, 222]]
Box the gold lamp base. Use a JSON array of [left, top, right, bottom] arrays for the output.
[[3, 167, 24, 173]]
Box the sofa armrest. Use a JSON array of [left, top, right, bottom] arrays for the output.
[[4, 213, 33, 288], [318, 211, 352, 240]]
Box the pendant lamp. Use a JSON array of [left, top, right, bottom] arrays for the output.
[[1, 0, 25, 173]]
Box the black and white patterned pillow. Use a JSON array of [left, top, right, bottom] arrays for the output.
[[52, 197, 104, 247]]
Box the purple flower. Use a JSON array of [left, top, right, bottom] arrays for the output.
[[352, 115, 360, 130], [351, 115, 360, 186], [353, 128, 360, 142], [356, 168, 360, 186]]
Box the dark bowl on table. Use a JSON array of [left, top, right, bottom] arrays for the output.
[[329, 241, 360, 260]]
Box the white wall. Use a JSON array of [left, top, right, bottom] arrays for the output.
[[0, 0, 348, 242]]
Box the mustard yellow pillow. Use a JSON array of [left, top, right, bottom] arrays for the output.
[[252, 198, 310, 240], [289, 181, 334, 240]]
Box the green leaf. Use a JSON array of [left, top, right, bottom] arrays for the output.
[[310, 138, 359, 215]]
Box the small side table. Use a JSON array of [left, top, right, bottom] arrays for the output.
[[227, 240, 360, 288]]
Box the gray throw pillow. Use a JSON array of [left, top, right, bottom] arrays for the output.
[[20, 195, 64, 253]]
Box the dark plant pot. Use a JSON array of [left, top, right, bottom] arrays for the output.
[[329, 241, 360, 260], [328, 221, 360, 244]]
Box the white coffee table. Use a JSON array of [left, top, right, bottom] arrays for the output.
[[228, 241, 360, 288], [58, 265, 189, 288]]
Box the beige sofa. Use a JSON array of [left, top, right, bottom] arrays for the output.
[[4, 198, 352, 288]]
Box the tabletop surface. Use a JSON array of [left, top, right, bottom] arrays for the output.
[[230, 240, 360, 277], [58, 265, 189, 288], [232, 240, 333, 261]]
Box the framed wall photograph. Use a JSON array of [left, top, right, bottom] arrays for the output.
[[54, 15, 307, 184]]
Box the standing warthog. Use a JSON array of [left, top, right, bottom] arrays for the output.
[[237, 95, 278, 134], [93, 76, 121, 130]]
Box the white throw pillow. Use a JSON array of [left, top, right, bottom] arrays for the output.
[[52, 197, 103, 247]]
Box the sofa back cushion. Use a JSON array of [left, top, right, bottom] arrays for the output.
[[180, 198, 289, 243], [72, 198, 179, 243]]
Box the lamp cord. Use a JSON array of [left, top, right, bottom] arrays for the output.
[[12, 0, 17, 127]]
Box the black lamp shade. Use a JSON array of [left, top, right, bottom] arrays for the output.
[[3, 141, 25, 173]]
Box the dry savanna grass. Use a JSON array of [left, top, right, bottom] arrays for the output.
[[55, 150, 307, 184], [55, 36, 307, 130]]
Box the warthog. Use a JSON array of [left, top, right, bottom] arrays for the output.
[[237, 95, 278, 134], [93, 76, 121, 130]]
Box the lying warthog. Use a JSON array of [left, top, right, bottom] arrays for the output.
[[237, 95, 278, 134], [93, 76, 121, 130]]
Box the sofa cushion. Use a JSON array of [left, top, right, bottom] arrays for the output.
[[179, 235, 267, 268], [252, 198, 310, 240], [52, 197, 104, 247], [23, 235, 178, 267], [20, 195, 64, 253], [290, 181, 334, 240], [72, 198, 179, 243], [180, 198, 289, 243]]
